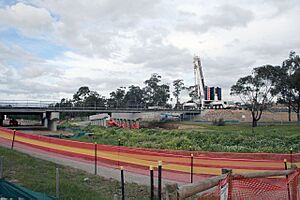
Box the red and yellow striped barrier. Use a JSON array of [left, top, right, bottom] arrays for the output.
[[0, 127, 299, 183]]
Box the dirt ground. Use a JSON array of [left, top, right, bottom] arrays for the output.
[[195, 109, 298, 122]]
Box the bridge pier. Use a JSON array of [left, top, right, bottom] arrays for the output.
[[43, 112, 59, 131], [48, 120, 58, 131], [42, 113, 47, 127]]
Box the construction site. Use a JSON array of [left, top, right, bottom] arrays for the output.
[[0, 56, 299, 200], [1, 0, 300, 199]]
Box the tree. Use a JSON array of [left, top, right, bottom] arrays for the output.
[[107, 87, 126, 108], [155, 84, 170, 106], [143, 73, 161, 106], [186, 85, 198, 99], [124, 85, 145, 108], [274, 51, 300, 121], [55, 98, 73, 108], [231, 65, 278, 127], [73, 86, 91, 105], [291, 68, 300, 121], [144, 73, 170, 107], [84, 91, 106, 108], [172, 79, 184, 108]]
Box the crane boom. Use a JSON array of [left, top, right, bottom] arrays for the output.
[[193, 56, 205, 107]]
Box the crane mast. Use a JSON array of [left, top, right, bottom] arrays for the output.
[[193, 56, 205, 108]]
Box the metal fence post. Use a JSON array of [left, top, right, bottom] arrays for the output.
[[11, 130, 16, 150], [284, 159, 291, 200], [158, 161, 162, 200], [118, 139, 121, 167], [290, 148, 293, 167], [120, 166, 125, 200], [150, 165, 154, 200], [190, 154, 194, 183], [94, 142, 97, 175], [56, 167, 60, 199]]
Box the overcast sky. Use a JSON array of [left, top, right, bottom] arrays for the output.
[[0, 0, 299, 103]]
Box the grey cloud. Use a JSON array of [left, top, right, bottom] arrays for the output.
[[0, 43, 41, 62], [0, 2, 56, 37], [0, 43, 65, 99], [201, 4, 254, 30], [126, 39, 192, 71], [19, 65, 62, 79], [263, 0, 300, 17], [54, 76, 135, 98], [225, 39, 240, 48], [201, 56, 256, 89], [0, 63, 17, 84], [177, 4, 254, 33], [30, 0, 165, 58], [0, 42, 62, 79], [243, 38, 300, 59], [178, 10, 197, 17]]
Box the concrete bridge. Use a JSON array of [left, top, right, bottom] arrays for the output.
[[0, 100, 200, 131]]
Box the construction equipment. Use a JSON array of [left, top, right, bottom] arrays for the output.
[[183, 56, 223, 110], [193, 56, 206, 107], [183, 56, 205, 109]]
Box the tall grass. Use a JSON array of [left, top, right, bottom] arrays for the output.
[[66, 123, 300, 153]]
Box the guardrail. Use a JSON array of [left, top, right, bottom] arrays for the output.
[[0, 100, 56, 108]]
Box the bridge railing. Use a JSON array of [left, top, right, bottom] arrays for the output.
[[0, 100, 201, 112], [0, 100, 57, 108]]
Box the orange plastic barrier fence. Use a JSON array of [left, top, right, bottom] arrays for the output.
[[199, 169, 300, 199], [0, 127, 299, 183]]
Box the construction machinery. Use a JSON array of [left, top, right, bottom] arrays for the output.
[[183, 56, 223, 110], [183, 56, 205, 109]]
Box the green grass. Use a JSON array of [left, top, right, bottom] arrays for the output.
[[64, 122, 300, 153], [0, 147, 151, 200]]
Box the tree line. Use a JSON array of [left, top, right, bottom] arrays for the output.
[[231, 51, 300, 126], [55, 73, 188, 110]]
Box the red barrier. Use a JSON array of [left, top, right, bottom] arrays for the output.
[[0, 127, 299, 183]]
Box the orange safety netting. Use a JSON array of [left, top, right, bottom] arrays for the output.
[[0, 127, 299, 183], [199, 169, 300, 200]]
